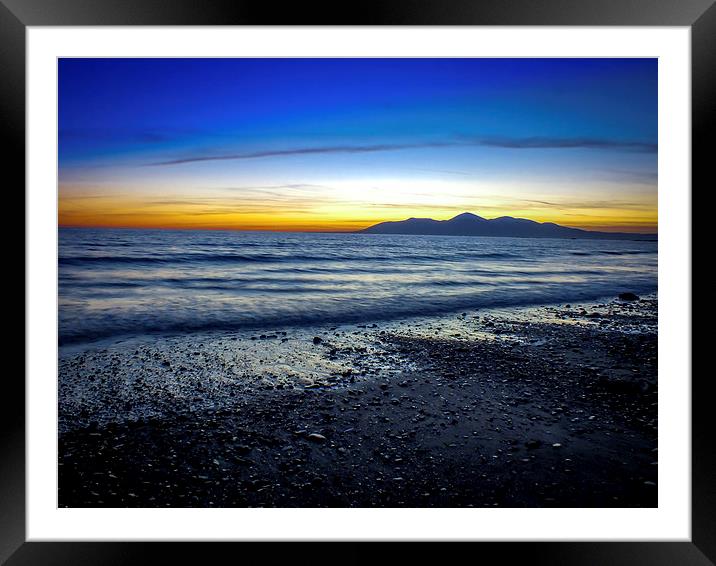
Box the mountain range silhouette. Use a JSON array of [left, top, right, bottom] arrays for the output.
[[360, 212, 657, 241]]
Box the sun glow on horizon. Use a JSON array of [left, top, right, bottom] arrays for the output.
[[59, 179, 658, 234]]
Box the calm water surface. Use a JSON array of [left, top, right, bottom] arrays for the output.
[[59, 228, 657, 345]]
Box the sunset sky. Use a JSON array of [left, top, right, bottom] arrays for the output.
[[58, 58, 657, 233]]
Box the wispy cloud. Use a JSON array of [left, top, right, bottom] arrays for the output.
[[146, 136, 657, 167], [516, 198, 652, 210], [469, 136, 657, 153], [147, 143, 456, 167], [221, 183, 334, 192]]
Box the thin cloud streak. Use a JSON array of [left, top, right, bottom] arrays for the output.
[[469, 136, 657, 153], [516, 198, 652, 210], [148, 143, 456, 167], [147, 136, 657, 167]]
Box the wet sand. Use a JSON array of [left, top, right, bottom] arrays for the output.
[[58, 294, 657, 507]]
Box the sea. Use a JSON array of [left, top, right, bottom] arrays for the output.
[[58, 228, 657, 346]]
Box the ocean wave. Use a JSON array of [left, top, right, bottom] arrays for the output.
[[59, 250, 523, 267], [58, 228, 658, 346], [57, 278, 657, 346]]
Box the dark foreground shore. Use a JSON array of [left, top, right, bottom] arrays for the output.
[[59, 295, 657, 507]]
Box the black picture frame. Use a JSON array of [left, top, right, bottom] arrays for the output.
[[5, 1, 710, 563]]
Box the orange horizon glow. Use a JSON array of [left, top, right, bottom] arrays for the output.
[[58, 179, 658, 233], [58, 176, 658, 235], [58, 201, 658, 234]]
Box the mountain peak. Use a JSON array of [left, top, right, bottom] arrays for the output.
[[449, 212, 485, 221]]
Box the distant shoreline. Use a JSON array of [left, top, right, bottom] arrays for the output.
[[58, 224, 658, 241], [355, 231, 658, 242]]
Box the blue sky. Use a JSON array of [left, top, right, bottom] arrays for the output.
[[58, 58, 658, 232]]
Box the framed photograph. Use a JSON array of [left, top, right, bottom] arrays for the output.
[[7, 0, 709, 563]]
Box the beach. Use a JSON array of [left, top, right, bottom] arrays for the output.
[[55, 56, 660, 512], [58, 293, 657, 508]]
